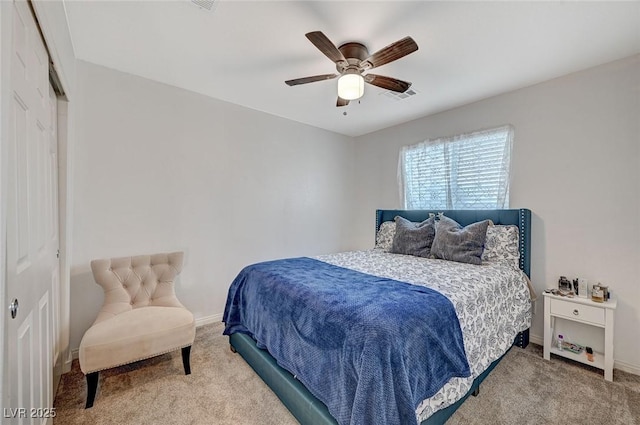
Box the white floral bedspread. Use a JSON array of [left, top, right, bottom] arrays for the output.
[[313, 250, 531, 422]]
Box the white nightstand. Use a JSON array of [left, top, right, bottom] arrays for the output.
[[543, 292, 617, 381]]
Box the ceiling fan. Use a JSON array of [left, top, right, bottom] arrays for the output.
[[285, 31, 419, 107]]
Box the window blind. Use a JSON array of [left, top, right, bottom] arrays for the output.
[[398, 125, 513, 209]]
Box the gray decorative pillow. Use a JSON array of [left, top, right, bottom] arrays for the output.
[[431, 215, 490, 265], [374, 221, 396, 252], [481, 224, 520, 269], [390, 216, 436, 258]]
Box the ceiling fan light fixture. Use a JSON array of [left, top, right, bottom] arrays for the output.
[[337, 72, 364, 100]]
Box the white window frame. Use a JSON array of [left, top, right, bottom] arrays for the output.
[[398, 125, 514, 210]]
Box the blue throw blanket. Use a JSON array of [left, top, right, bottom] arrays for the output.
[[223, 257, 470, 425]]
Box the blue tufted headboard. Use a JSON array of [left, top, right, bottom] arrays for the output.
[[375, 209, 532, 278]]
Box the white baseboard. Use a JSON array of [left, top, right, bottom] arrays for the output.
[[70, 313, 224, 360], [612, 359, 640, 376], [196, 313, 222, 327], [527, 332, 639, 376], [529, 333, 543, 346], [64, 349, 74, 370]]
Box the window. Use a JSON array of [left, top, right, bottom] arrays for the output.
[[398, 125, 513, 209]]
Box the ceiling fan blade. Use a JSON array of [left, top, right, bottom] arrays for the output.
[[364, 74, 411, 93], [306, 31, 348, 66], [285, 73, 338, 86], [360, 36, 418, 70], [336, 97, 350, 107]]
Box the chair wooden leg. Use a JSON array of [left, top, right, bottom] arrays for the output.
[[85, 372, 99, 409], [181, 346, 192, 375]]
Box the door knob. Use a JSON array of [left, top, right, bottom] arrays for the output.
[[9, 298, 18, 319]]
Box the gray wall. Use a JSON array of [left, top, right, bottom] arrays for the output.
[[350, 55, 640, 372], [69, 61, 355, 352]]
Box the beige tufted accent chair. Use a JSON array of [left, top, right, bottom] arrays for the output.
[[79, 251, 195, 408]]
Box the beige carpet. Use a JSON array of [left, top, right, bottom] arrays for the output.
[[54, 323, 640, 425]]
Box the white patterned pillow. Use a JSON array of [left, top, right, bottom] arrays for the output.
[[482, 224, 520, 269], [374, 221, 396, 252]]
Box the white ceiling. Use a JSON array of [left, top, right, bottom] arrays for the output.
[[63, 1, 640, 137]]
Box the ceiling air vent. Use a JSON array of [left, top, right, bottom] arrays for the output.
[[380, 88, 419, 101], [190, 0, 216, 11]]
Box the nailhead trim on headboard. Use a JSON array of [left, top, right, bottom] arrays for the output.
[[519, 209, 526, 271]]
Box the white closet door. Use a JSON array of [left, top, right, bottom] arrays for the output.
[[4, 0, 59, 423]]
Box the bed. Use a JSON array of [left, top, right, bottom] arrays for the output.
[[223, 208, 532, 425]]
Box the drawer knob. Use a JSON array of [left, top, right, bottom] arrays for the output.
[[573, 309, 579, 316]]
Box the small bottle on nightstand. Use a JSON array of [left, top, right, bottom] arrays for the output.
[[557, 334, 563, 351]]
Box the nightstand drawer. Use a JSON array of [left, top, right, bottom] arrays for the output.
[[550, 299, 605, 325]]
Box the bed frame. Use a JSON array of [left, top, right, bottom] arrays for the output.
[[229, 208, 531, 425]]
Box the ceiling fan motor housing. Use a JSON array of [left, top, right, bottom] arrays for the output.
[[336, 42, 369, 72]]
